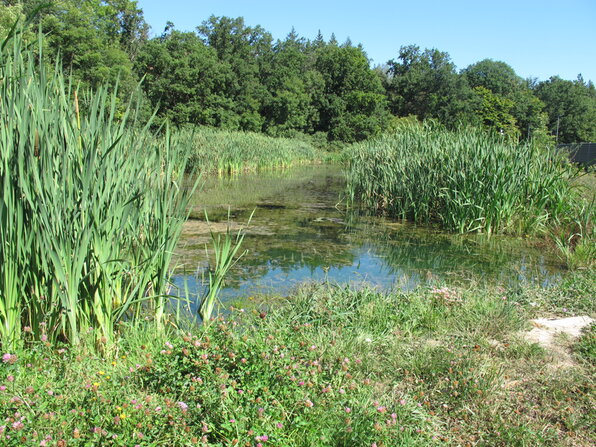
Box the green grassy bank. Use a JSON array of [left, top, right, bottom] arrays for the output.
[[1, 271, 594, 446]]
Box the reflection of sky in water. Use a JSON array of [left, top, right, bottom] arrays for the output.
[[174, 165, 565, 310], [173, 243, 559, 313]]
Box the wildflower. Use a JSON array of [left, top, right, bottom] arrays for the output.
[[2, 353, 12, 363], [304, 399, 314, 408], [345, 407, 351, 413], [177, 402, 189, 412]]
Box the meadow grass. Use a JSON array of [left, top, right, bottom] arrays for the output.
[[1, 271, 594, 446], [0, 32, 197, 348]]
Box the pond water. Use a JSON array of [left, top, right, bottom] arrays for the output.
[[173, 165, 565, 308]]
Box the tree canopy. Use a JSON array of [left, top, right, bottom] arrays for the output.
[[3, 2, 594, 144]]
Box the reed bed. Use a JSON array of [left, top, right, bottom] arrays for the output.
[[346, 124, 583, 236], [0, 32, 196, 349], [186, 126, 321, 175]]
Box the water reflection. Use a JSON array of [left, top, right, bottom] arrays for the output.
[[173, 165, 564, 305]]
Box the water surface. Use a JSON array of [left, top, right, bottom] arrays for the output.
[[174, 165, 564, 306]]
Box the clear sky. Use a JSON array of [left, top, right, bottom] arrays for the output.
[[138, 0, 596, 83]]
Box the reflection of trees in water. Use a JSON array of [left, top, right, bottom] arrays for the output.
[[355, 227, 561, 283]]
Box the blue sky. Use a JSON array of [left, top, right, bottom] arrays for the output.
[[138, 0, 596, 83]]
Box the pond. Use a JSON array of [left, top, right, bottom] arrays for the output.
[[173, 164, 565, 309]]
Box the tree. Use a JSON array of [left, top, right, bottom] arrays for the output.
[[385, 45, 474, 128], [472, 86, 519, 139], [260, 31, 316, 135], [18, 0, 147, 92], [197, 16, 273, 131], [135, 30, 235, 127], [314, 45, 388, 142], [536, 76, 596, 143], [463, 59, 522, 96]]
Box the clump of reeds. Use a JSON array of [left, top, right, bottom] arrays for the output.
[[346, 123, 581, 235], [185, 126, 321, 175], [0, 29, 197, 349]]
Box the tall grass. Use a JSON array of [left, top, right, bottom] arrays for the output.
[[0, 31, 197, 349], [185, 126, 321, 175], [346, 123, 582, 236]]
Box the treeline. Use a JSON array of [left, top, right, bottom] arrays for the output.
[[2, 0, 595, 144]]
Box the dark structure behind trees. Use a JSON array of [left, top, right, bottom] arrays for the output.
[[558, 143, 596, 167]]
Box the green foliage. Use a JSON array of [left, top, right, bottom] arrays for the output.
[[2, 275, 595, 445], [30, 0, 145, 93], [472, 86, 520, 139], [385, 45, 475, 129], [0, 31, 195, 348], [134, 30, 233, 127], [0, 2, 25, 40], [345, 124, 580, 235], [314, 44, 389, 142], [463, 59, 522, 97], [536, 75, 596, 143], [186, 126, 321, 174]]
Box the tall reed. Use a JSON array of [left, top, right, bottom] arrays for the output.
[[0, 30, 197, 349], [345, 123, 581, 236], [185, 127, 321, 175]]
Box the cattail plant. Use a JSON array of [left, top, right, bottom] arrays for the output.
[[0, 28, 197, 349], [346, 123, 581, 236]]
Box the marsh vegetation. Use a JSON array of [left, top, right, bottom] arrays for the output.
[[0, 7, 594, 447]]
